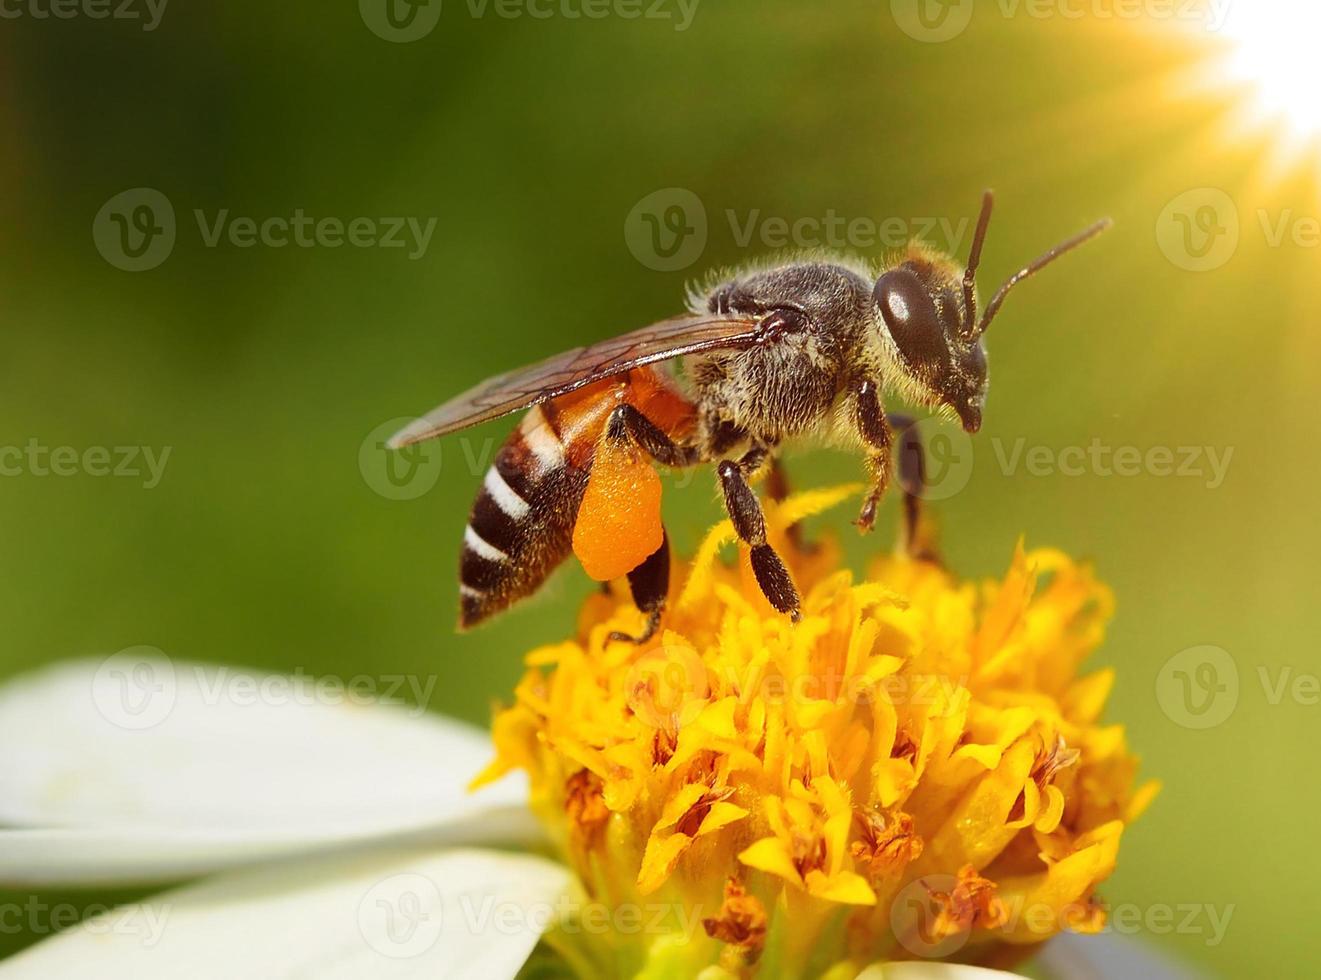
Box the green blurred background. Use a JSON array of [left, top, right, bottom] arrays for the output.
[[2, 0, 1317, 974]]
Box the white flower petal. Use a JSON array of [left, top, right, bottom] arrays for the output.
[[0, 846, 570, 980], [1039, 932, 1203, 979], [856, 965, 1026, 980], [0, 805, 540, 887], [0, 657, 538, 880]]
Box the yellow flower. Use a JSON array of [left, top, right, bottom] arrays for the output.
[[476, 486, 1157, 978]]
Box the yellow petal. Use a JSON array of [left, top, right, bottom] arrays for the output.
[[1035, 784, 1066, 834], [637, 832, 693, 895], [769, 483, 863, 528], [656, 783, 709, 831], [696, 801, 749, 837], [995, 822, 1123, 943], [677, 520, 737, 610], [738, 837, 802, 887], [805, 869, 876, 906]]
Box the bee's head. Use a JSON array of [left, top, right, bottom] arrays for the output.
[[873, 248, 988, 432], [872, 192, 1111, 434]]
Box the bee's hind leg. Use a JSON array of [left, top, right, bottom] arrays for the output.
[[601, 405, 699, 645], [607, 528, 670, 645], [606, 404, 702, 467]]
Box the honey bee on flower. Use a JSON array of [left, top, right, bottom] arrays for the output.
[[391, 193, 1109, 642]]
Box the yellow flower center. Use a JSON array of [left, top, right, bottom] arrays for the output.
[[476, 486, 1158, 978]]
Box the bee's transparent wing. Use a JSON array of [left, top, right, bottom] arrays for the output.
[[388, 314, 762, 447]]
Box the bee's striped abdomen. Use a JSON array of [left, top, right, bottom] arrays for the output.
[[458, 368, 698, 628], [458, 401, 594, 628]]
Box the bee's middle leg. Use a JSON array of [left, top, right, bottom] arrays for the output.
[[718, 456, 801, 621]]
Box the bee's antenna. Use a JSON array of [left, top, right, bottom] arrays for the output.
[[974, 215, 1113, 338], [960, 190, 996, 339]]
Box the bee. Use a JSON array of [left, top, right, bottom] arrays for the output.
[[391, 192, 1109, 641]]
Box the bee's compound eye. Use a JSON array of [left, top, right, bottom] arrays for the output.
[[874, 268, 947, 367]]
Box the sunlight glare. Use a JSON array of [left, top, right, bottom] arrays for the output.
[[1219, 3, 1321, 143]]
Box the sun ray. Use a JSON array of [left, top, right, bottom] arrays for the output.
[[1176, 2, 1321, 186]]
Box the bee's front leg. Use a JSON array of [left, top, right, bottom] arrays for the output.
[[852, 378, 892, 534]]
